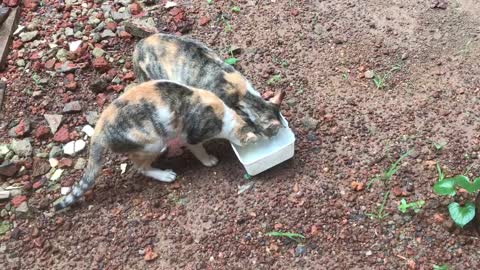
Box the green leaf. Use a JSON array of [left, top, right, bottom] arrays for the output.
[[433, 264, 449, 270], [452, 175, 480, 193], [231, 6, 241, 12], [267, 74, 282, 85], [448, 202, 476, 228], [398, 199, 408, 213], [207, 0, 213, 4], [225, 57, 239, 65], [433, 178, 456, 196]]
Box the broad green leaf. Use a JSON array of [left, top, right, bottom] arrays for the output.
[[433, 264, 449, 270], [452, 175, 480, 193], [231, 6, 241, 12], [433, 178, 456, 196], [448, 202, 476, 228], [225, 57, 239, 65]]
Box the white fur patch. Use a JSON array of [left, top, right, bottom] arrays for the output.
[[246, 81, 261, 97]]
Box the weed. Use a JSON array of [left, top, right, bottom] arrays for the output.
[[231, 6, 241, 12], [207, 0, 213, 4], [266, 231, 305, 241], [367, 191, 390, 220], [267, 74, 282, 85], [371, 58, 405, 89], [272, 57, 289, 68], [432, 141, 446, 151], [342, 72, 349, 81], [437, 163, 445, 182], [398, 199, 425, 214], [224, 45, 239, 65], [433, 264, 449, 270], [433, 167, 480, 227], [220, 15, 233, 32], [32, 73, 41, 85], [367, 150, 413, 188]]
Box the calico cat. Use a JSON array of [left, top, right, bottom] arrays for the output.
[[53, 80, 281, 210], [133, 33, 285, 138]]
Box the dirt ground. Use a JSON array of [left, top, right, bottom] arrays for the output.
[[1, 0, 480, 269]]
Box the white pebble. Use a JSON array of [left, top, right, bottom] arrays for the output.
[[82, 125, 95, 137], [68, 40, 82, 52], [50, 169, 64, 181], [63, 140, 86, 156], [61, 186, 72, 195], [120, 163, 127, 174], [49, 158, 59, 168]]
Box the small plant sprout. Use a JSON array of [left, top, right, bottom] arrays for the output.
[[231, 6, 241, 12], [432, 141, 446, 151], [267, 74, 282, 85], [433, 264, 449, 270], [272, 57, 289, 68], [224, 46, 239, 65], [436, 162, 445, 182], [373, 72, 387, 89], [220, 14, 233, 32], [367, 191, 390, 220], [342, 72, 349, 81], [433, 170, 480, 228], [398, 199, 425, 214], [266, 231, 305, 241], [207, 0, 213, 4], [367, 150, 413, 188]]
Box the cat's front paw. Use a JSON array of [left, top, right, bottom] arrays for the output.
[[201, 155, 219, 167], [241, 132, 258, 145]]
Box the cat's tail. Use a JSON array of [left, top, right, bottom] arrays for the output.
[[54, 137, 106, 211]]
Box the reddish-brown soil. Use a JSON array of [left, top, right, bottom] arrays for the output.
[[1, 0, 480, 269]]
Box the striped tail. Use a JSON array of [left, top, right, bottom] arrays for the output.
[[54, 139, 106, 211]]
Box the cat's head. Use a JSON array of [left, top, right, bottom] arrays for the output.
[[240, 89, 286, 138]]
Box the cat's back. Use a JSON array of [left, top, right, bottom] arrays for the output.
[[133, 34, 236, 87]]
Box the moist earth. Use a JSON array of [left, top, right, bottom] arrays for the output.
[[1, 0, 480, 269]]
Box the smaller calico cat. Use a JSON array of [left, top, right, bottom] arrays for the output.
[[54, 80, 284, 210]]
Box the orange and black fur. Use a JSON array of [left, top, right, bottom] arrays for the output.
[[53, 80, 282, 210], [133, 33, 285, 138]]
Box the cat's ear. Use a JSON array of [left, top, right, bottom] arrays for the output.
[[269, 89, 285, 105]]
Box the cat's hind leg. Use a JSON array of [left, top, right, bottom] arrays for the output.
[[187, 144, 219, 167], [129, 152, 177, 182]]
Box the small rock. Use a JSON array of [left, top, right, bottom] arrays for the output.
[[431, 0, 448, 9], [92, 47, 105, 58], [44, 114, 63, 134], [434, 213, 445, 224], [85, 111, 99, 125], [129, 2, 142, 15], [93, 57, 111, 71], [19, 31, 38, 42], [0, 162, 19, 177], [50, 169, 64, 181], [82, 125, 95, 137], [0, 190, 10, 200], [295, 245, 307, 257], [74, 158, 87, 170], [112, 11, 131, 22], [351, 181, 365, 191], [68, 40, 82, 52], [61, 186, 71, 195], [58, 158, 73, 168], [364, 70, 375, 79], [65, 27, 74, 36], [56, 48, 69, 62], [34, 125, 50, 139], [49, 158, 59, 167], [90, 77, 109, 93], [32, 158, 51, 177], [15, 201, 29, 215], [164, 1, 177, 8], [9, 119, 30, 137], [392, 187, 404, 197], [53, 127, 70, 143], [11, 195, 27, 208], [63, 140, 86, 156], [10, 139, 32, 157], [199, 16, 210, 26], [49, 146, 63, 158], [100, 29, 116, 39], [124, 18, 158, 38], [16, 59, 26, 67], [65, 81, 78, 91], [63, 101, 82, 113], [302, 116, 319, 131]]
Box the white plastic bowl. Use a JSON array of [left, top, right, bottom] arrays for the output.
[[231, 114, 295, 176]]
